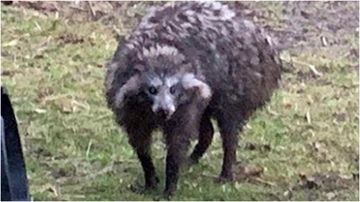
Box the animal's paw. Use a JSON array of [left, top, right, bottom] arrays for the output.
[[214, 175, 234, 184], [163, 189, 175, 200], [145, 176, 160, 189], [130, 177, 159, 194], [163, 184, 177, 200], [129, 185, 154, 195], [129, 184, 147, 194]]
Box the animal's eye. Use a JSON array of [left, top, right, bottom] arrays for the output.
[[148, 86, 158, 95], [169, 85, 176, 94]]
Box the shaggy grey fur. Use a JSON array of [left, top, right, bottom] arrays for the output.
[[105, 1, 282, 197]]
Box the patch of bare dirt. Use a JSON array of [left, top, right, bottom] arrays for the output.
[[7, 1, 358, 62], [6, 1, 158, 23], [282, 171, 359, 200], [235, 2, 358, 54]]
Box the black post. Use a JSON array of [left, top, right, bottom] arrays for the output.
[[1, 87, 30, 201]]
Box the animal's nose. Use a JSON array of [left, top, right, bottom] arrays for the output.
[[157, 109, 170, 118]]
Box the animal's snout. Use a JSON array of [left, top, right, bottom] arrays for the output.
[[156, 109, 172, 119]]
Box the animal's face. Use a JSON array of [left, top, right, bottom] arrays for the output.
[[142, 72, 188, 119], [112, 59, 212, 120]]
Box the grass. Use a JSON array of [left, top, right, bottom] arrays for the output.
[[1, 3, 359, 201]]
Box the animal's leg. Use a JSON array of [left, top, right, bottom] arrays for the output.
[[127, 127, 158, 189], [164, 135, 191, 197], [189, 113, 214, 165], [217, 117, 240, 182], [163, 105, 203, 197], [162, 97, 208, 197]]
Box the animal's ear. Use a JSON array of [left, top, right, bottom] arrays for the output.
[[114, 74, 141, 108], [181, 73, 212, 99]]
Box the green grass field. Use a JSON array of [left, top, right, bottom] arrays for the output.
[[1, 2, 359, 200]]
